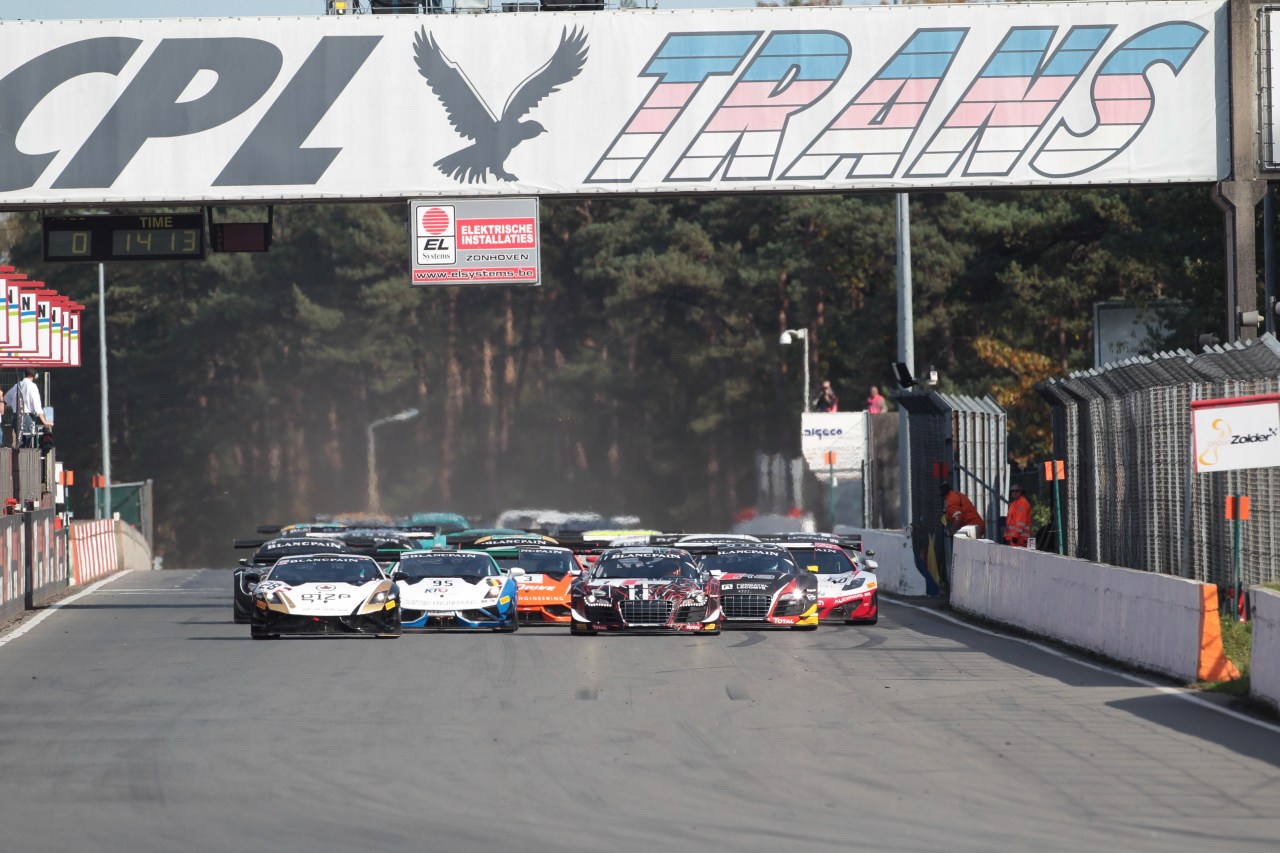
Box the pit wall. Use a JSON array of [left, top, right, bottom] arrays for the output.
[[844, 528, 927, 596], [1251, 588, 1280, 714], [950, 537, 1234, 684], [0, 518, 151, 621]]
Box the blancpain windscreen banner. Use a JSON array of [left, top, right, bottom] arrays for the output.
[[802, 412, 867, 482], [0, 2, 1227, 205], [1193, 398, 1280, 473]]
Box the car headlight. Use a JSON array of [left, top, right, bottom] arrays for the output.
[[689, 591, 707, 606], [368, 589, 391, 605], [484, 585, 501, 600], [258, 590, 280, 603], [843, 577, 867, 591]]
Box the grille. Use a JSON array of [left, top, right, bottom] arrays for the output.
[[722, 594, 771, 620], [620, 599, 673, 625]]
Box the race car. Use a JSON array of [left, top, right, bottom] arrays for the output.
[[485, 544, 580, 624], [391, 550, 521, 631], [569, 547, 721, 636], [781, 541, 878, 625], [694, 543, 819, 630], [231, 535, 351, 623], [248, 554, 400, 639]]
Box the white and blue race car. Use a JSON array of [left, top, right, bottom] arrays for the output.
[[391, 550, 521, 631]]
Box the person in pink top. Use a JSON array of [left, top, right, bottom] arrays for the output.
[[866, 386, 886, 414]]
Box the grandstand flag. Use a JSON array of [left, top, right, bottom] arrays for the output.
[[5, 277, 23, 349], [0, 269, 22, 348], [66, 307, 82, 367], [48, 301, 62, 365], [34, 291, 51, 361]]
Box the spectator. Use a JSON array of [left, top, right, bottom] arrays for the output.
[[1003, 484, 1032, 547], [866, 385, 886, 413], [939, 481, 985, 538], [5, 369, 52, 449], [814, 380, 839, 412]]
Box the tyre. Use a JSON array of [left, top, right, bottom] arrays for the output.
[[250, 628, 277, 640]]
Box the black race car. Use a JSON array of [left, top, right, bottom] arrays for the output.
[[569, 547, 721, 636], [232, 536, 350, 623], [693, 543, 819, 630]]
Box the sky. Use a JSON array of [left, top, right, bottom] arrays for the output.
[[0, 0, 766, 17]]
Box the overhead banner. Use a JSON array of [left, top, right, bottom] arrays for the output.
[[801, 412, 867, 483], [0, 3, 1227, 206], [1192, 395, 1280, 473]]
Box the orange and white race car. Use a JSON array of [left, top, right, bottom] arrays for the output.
[[483, 543, 582, 624]]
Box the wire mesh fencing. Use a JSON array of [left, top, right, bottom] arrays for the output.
[[1037, 334, 1280, 588]]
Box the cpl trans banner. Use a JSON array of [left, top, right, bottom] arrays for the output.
[[0, 3, 1227, 206]]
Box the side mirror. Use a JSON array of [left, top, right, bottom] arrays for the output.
[[244, 572, 262, 585], [507, 567, 526, 578], [865, 549, 875, 558], [237, 558, 250, 568]]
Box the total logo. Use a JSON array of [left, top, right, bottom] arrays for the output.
[[803, 427, 844, 438]]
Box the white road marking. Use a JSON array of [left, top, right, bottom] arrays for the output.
[[885, 596, 1280, 736], [0, 571, 134, 650]]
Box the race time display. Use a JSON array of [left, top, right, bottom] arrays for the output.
[[43, 213, 205, 262]]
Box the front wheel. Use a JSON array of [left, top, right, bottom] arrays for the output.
[[498, 612, 519, 633]]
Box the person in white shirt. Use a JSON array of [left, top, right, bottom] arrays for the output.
[[4, 369, 52, 448]]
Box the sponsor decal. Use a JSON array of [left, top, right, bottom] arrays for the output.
[[499, 595, 511, 605]]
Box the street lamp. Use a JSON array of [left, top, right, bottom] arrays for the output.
[[779, 328, 810, 412], [367, 408, 420, 514]]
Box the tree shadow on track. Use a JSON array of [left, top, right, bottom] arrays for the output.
[[1106, 694, 1280, 767]]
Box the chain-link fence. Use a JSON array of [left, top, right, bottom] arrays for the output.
[[1036, 334, 1280, 588]]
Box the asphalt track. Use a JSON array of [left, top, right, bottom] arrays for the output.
[[1, 570, 1278, 853]]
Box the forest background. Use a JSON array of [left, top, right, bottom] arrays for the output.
[[0, 187, 1224, 564]]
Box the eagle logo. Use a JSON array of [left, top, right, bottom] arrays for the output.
[[413, 26, 589, 184]]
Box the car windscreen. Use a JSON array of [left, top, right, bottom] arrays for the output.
[[593, 554, 698, 580], [700, 551, 796, 575], [397, 553, 496, 580], [493, 551, 575, 578], [784, 548, 853, 574], [267, 558, 382, 585]]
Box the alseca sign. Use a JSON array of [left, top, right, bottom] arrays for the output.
[[1191, 395, 1280, 473]]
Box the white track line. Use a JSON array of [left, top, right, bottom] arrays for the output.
[[0, 571, 134, 650], [884, 597, 1280, 736]]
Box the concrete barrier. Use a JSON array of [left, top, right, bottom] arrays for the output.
[[951, 537, 1234, 684], [118, 522, 151, 572], [1252, 588, 1280, 714], [71, 520, 119, 584], [843, 528, 927, 596]]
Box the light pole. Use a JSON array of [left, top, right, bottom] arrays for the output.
[[779, 329, 810, 412], [366, 408, 419, 514]]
